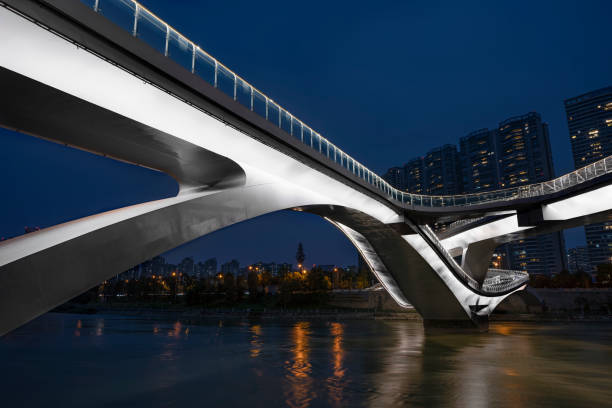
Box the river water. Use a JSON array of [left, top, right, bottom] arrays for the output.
[[1, 313, 611, 407]]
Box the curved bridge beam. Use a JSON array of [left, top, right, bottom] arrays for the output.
[[0, 2, 605, 336], [0, 182, 356, 335], [0, 182, 520, 335]]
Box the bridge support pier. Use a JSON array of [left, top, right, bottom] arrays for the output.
[[423, 316, 489, 333]]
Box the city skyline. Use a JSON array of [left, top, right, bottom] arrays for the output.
[[1, 0, 611, 268], [382, 110, 568, 274]]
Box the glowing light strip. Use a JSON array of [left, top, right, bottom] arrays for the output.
[[99, 1, 612, 208]]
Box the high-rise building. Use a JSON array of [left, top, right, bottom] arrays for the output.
[[382, 167, 406, 190], [380, 112, 567, 274], [497, 112, 555, 188], [424, 144, 463, 195], [459, 128, 501, 192], [151, 256, 166, 276], [220, 259, 240, 276], [202, 257, 217, 277], [140, 259, 153, 277], [567, 246, 592, 274], [496, 112, 566, 274], [403, 157, 425, 194], [565, 86, 612, 167], [194, 261, 206, 278], [565, 86, 612, 269], [178, 257, 194, 276], [459, 128, 510, 269]]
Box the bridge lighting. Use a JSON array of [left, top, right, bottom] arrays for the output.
[[2, 0, 611, 335]]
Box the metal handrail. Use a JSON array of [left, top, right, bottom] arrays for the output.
[[418, 224, 480, 290], [81, 0, 612, 209], [482, 268, 529, 294]]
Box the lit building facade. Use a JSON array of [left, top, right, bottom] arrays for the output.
[[497, 112, 555, 188], [459, 128, 501, 192], [178, 257, 194, 276], [565, 86, 612, 269], [567, 246, 592, 274], [220, 259, 240, 276], [381, 112, 568, 274], [424, 144, 463, 195], [382, 166, 406, 190], [404, 157, 425, 194], [496, 112, 566, 274]]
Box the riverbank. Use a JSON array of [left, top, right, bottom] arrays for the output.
[[53, 302, 612, 323], [53, 302, 422, 321]]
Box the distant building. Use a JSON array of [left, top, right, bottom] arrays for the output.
[[495, 112, 566, 274], [424, 144, 463, 195], [220, 259, 240, 276], [263, 262, 279, 275], [151, 256, 166, 276], [565, 86, 612, 167], [381, 111, 567, 274], [567, 246, 592, 273], [277, 263, 292, 277], [178, 257, 194, 276], [382, 166, 406, 190], [125, 265, 140, 280], [202, 257, 217, 277], [140, 259, 153, 277], [344, 265, 358, 275], [403, 157, 425, 194], [459, 128, 501, 192], [497, 112, 555, 188], [164, 263, 177, 276], [565, 86, 612, 269], [194, 261, 206, 278]]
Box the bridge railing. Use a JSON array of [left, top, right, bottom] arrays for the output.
[[80, 0, 611, 209], [482, 268, 529, 294]]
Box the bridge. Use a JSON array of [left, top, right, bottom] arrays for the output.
[[0, 0, 610, 335]]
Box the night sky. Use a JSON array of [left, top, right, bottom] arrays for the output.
[[1, 0, 611, 267]]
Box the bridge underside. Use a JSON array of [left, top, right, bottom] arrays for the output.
[[442, 202, 612, 281], [0, 62, 508, 335], [0, 182, 482, 336], [3, 2, 595, 335]]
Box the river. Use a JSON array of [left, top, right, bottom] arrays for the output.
[[1, 313, 611, 407]]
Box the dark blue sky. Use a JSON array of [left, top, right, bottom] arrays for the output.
[[1, 0, 611, 267]]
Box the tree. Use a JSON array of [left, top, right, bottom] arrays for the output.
[[552, 269, 575, 288], [247, 270, 259, 301], [296, 242, 305, 266], [596, 263, 612, 282], [573, 270, 592, 288], [223, 273, 238, 303]]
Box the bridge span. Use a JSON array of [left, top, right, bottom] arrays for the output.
[[0, 0, 611, 335]]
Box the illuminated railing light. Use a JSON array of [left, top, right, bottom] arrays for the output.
[[87, 0, 612, 210]]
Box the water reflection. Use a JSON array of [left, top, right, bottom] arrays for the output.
[[168, 321, 182, 338], [368, 321, 424, 407], [249, 324, 262, 358], [95, 319, 104, 337], [284, 322, 314, 408], [4, 315, 612, 408], [74, 319, 82, 337], [326, 322, 346, 407]]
